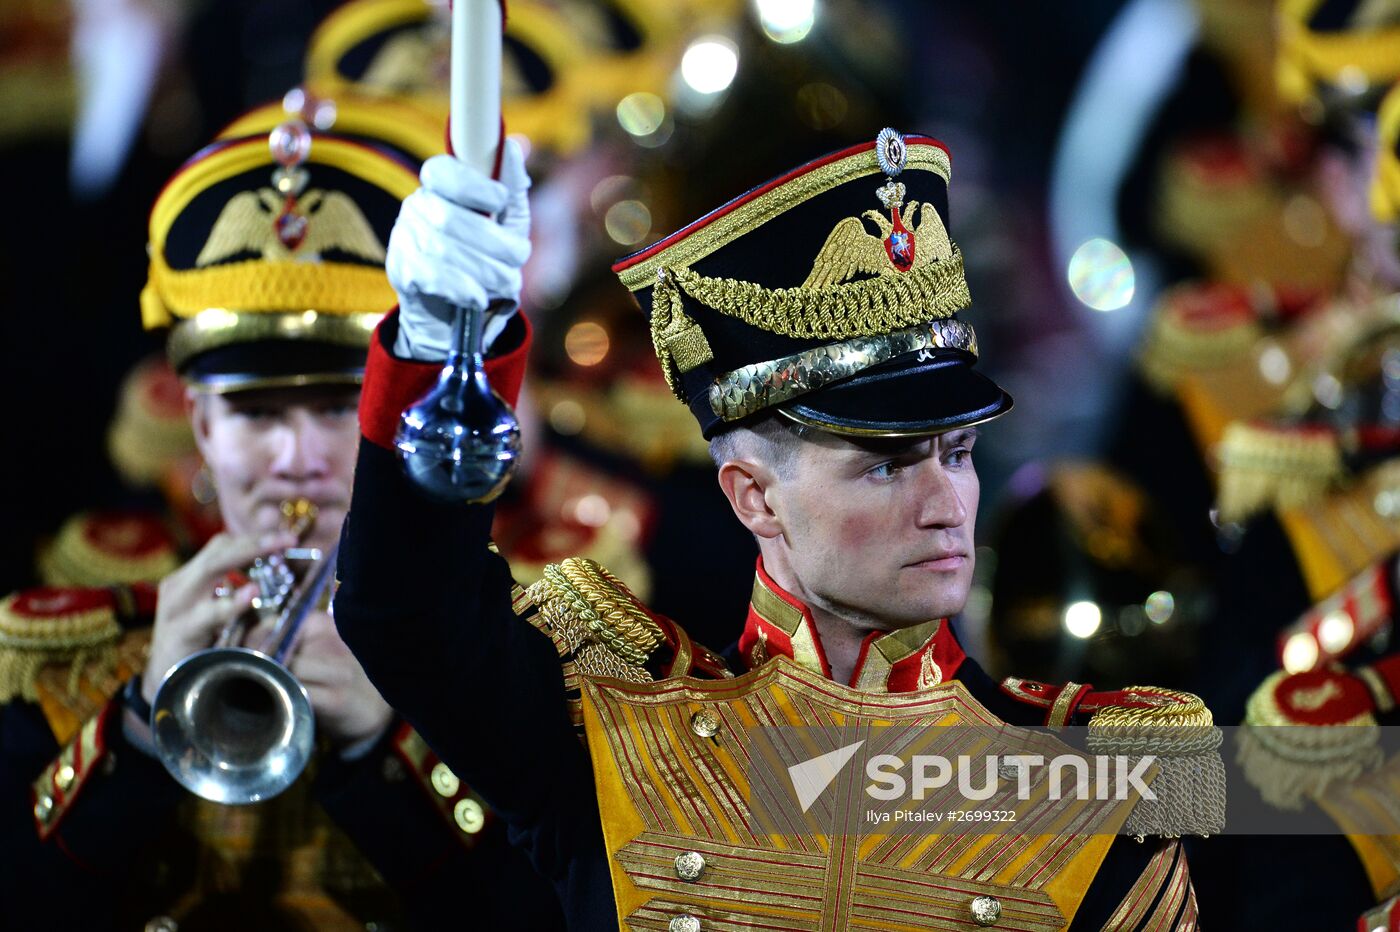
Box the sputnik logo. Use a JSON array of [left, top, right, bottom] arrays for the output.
[[788, 740, 866, 813]]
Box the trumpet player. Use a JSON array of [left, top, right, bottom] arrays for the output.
[[0, 118, 560, 930]]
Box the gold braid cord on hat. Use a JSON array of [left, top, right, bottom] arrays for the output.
[[709, 318, 978, 423], [650, 249, 971, 400]]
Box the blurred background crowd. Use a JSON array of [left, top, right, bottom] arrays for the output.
[[4, 0, 1400, 725]]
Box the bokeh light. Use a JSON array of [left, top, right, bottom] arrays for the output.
[[1067, 238, 1135, 311], [1063, 600, 1102, 639], [1317, 609, 1354, 654], [616, 92, 666, 138], [604, 200, 652, 246], [549, 399, 586, 435], [1144, 590, 1175, 625], [1281, 632, 1319, 673], [755, 0, 816, 43], [564, 321, 611, 367], [681, 37, 740, 95]]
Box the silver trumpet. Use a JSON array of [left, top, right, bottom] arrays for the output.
[[151, 499, 334, 804]]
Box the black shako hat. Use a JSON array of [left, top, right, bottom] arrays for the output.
[[611, 129, 1012, 439]]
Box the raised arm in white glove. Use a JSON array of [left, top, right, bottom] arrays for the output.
[[388, 137, 532, 361]]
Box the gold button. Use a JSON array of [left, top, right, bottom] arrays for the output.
[[33, 795, 53, 823], [144, 917, 179, 932], [970, 894, 1001, 926], [430, 762, 460, 798], [454, 797, 485, 834], [55, 764, 76, 793], [668, 916, 701, 932], [690, 710, 720, 739], [674, 851, 705, 881]]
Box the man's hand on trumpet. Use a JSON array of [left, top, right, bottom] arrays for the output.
[[141, 529, 298, 707], [286, 612, 394, 752]]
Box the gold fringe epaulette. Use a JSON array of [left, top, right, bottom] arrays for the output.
[[1214, 420, 1343, 524], [1137, 282, 1262, 394], [106, 355, 196, 487], [521, 557, 665, 684], [1085, 687, 1226, 838], [1235, 668, 1382, 810], [0, 588, 123, 704], [37, 511, 180, 588]]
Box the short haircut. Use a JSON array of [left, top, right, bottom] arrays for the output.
[[707, 413, 814, 477]]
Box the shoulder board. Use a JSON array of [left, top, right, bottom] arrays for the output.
[[513, 557, 732, 730], [0, 585, 155, 707], [391, 722, 494, 848], [33, 701, 116, 841], [1002, 676, 1225, 838], [36, 511, 179, 588], [1275, 552, 1396, 672], [999, 677, 1213, 728], [1360, 893, 1400, 932]]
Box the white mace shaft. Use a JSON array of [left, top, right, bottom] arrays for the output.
[[449, 0, 502, 175]]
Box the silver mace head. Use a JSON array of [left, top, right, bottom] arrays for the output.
[[395, 300, 521, 503]]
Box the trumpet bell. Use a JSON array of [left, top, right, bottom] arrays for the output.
[[151, 647, 315, 805]]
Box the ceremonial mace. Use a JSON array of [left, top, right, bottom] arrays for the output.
[[396, 0, 522, 502]]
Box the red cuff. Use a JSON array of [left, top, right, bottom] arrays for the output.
[[359, 309, 532, 451]]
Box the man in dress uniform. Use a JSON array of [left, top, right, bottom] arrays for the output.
[[335, 127, 1220, 929], [0, 117, 561, 930]]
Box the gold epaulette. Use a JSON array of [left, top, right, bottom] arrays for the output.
[[0, 588, 125, 705], [519, 557, 666, 683], [1214, 420, 1343, 525], [36, 511, 180, 588], [106, 354, 196, 487], [1236, 667, 1383, 811], [1083, 687, 1226, 838], [1136, 281, 1262, 395], [512, 557, 730, 730]]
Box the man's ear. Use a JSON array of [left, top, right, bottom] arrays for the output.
[[188, 389, 214, 459], [716, 459, 784, 540]]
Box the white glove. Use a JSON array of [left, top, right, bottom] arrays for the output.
[[388, 138, 532, 361]]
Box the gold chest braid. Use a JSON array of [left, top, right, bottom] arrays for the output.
[[580, 657, 1160, 932], [517, 557, 1202, 929]]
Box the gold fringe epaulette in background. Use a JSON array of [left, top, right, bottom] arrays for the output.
[[1214, 420, 1343, 524], [1086, 688, 1226, 838], [36, 512, 180, 588], [1235, 668, 1382, 810], [106, 355, 197, 487], [0, 589, 122, 703], [1136, 282, 1262, 394], [521, 557, 665, 684]]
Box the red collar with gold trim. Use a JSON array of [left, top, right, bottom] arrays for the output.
[[736, 560, 966, 693]]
